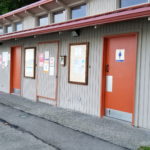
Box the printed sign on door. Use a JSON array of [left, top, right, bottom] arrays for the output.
[[116, 49, 125, 62], [43, 60, 49, 72], [39, 53, 44, 67], [49, 57, 55, 76]]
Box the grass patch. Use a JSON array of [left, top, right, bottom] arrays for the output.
[[138, 147, 150, 150]]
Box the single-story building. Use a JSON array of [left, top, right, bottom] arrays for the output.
[[0, 0, 150, 129]]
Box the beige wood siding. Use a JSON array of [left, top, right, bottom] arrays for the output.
[[1, 19, 150, 129], [22, 0, 119, 30], [23, 16, 36, 30], [0, 45, 11, 93], [136, 22, 150, 129], [87, 0, 118, 16]]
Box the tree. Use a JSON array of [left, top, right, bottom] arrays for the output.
[[0, 0, 39, 15]]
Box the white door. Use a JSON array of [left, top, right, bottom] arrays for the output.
[[37, 42, 59, 100]]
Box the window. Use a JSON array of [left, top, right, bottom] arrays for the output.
[[120, 0, 148, 8], [0, 28, 3, 35], [24, 47, 36, 78], [15, 22, 23, 31], [68, 43, 89, 85], [38, 15, 48, 26], [53, 10, 65, 23], [71, 4, 86, 19], [6, 25, 12, 33]]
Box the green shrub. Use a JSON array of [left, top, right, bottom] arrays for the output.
[[138, 146, 150, 150]]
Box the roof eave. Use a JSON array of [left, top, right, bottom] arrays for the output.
[[0, 3, 150, 41], [0, 0, 53, 20]]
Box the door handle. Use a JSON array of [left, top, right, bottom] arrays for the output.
[[106, 64, 109, 72]]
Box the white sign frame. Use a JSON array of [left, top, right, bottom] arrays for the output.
[[24, 48, 36, 78], [116, 49, 125, 62]]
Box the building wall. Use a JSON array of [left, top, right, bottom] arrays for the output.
[[22, 0, 119, 30], [136, 22, 150, 129], [1, 0, 119, 33], [1, 19, 150, 129], [23, 16, 36, 30], [1, 0, 150, 34], [87, 0, 118, 16], [0, 46, 10, 93]]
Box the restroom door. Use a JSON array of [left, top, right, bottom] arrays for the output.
[[103, 33, 137, 122], [10, 47, 22, 94], [37, 42, 59, 100]]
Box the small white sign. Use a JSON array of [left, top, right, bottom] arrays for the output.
[[116, 49, 125, 62], [50, 57, 55, 67], [0, 55, 2, 65], [2, 52, 9, 67], [45, 51, 49, 60], [106, 76, 113, 92], [39, 53, 44, 67], [49, 66, 55, 76], [43, 60, 49, 72], [8, 53, 10, 61]]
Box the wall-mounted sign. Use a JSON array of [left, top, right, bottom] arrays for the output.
[[45, 51, 49, 60], [0, 54, 2, 65], [69, 43, 89, 85], [43, 60, 49, 72], [116, 49, 125, 62], [43, 51, 50, 72], [24, 48, 36, 78], [49, 66, 55, 76], [49, 57, 55, 76], [50, 57, 55, 67], [2, 52, 9, 67], [106, 76, 113, 92], [39, 53, 44, 67]]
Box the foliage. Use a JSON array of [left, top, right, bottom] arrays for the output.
[[0, 0, 39, 15], [140, 147, 150, 150]]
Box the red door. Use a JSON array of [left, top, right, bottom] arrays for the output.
[[104, 34, 137, 122], [10, 47, 21, 94]]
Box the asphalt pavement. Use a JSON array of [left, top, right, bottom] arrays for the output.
[[0, 120, 55, 150], [0, 102, 128, 150], [0, 93, 150, 150]]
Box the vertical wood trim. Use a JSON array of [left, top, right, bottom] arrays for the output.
[[100, 37, 107, 117], [134, 28, 142, 127]]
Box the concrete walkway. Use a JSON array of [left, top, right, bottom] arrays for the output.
[[0, 92, 150, 150]]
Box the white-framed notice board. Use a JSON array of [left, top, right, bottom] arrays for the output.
[[24, 47, 36, 78]]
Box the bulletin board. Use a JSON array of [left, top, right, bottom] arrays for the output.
[[24, 47, 36, 78], [68, 43, 89, 85]]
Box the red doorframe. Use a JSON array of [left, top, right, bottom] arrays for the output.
[[10, 46, 22, 95], [100, 32, 138, 125]]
